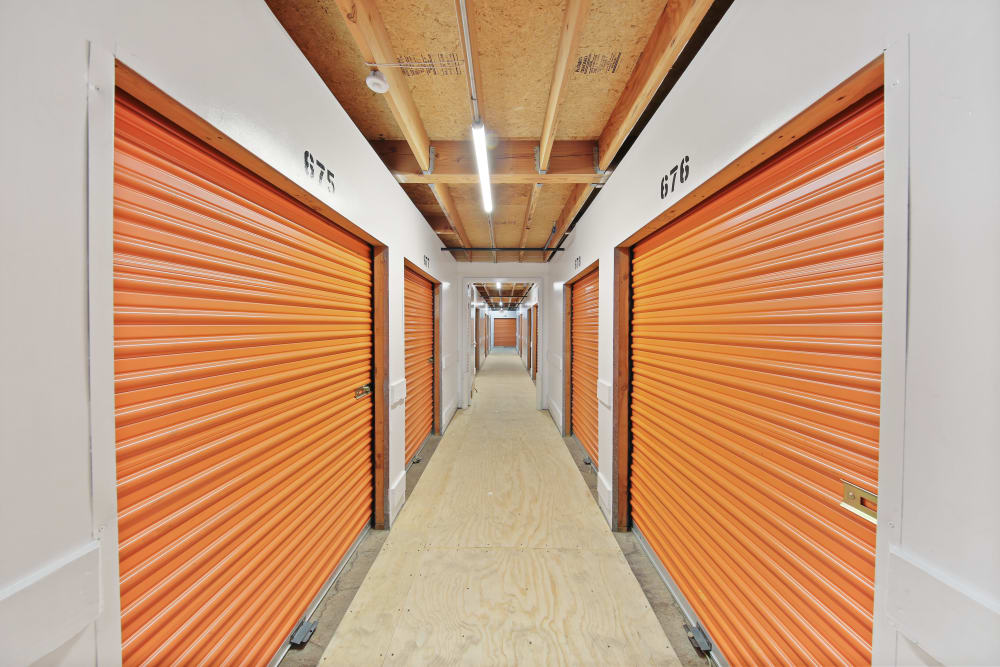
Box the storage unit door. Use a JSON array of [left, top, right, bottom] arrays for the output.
[[630, 92, 883, 666], [571, 268, 599, 464], [404, 268, 434, 464], [113, 93, 374, 665], [495, 318, 516, 346]]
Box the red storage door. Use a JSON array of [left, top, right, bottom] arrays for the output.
[[494, 318, 516, 346], [113, 93, 374, 665], [630, 92, 884, 665], [570, 268, 599, 464], [404, 267, 434, 464]]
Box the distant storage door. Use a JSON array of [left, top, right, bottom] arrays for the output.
[[495, 318, 516, 346], [113, 93, 374, 666], [630, 92, 884, 665], [571, 268, 599, 464], [404, 268, 434, 464]]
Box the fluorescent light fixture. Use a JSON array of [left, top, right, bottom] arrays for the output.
[[495, 281, 501, 289], [471, 122, 493, 213]]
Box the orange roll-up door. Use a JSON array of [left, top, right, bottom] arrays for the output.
[[113, 93, 373, 666], [404, 268, 434, 464], [630, 92, 884, 665], [494, 318, 516, 346], [571, 268, 599, 464]]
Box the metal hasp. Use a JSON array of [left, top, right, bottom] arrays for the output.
[[354, 383, 373, 399], [684, 623, 713, 654], [840, 480, 878, 524], [289, 619, 317, 647]]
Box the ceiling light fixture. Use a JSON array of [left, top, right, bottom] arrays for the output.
[[496, 281, 501, 289], [471, 121, 493, 213], [365, 70, 389, 94]]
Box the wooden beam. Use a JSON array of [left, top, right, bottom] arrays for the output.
[[518, 183, 543, 261], [429, 184, 473, 260], [597, 0, 713, 171], [545, 183, 594, 260], [334, 0, 432, 171], [372, 140, 602, 184], [539, 0, 590, 171]]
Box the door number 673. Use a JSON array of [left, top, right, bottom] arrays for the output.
[[660, 155, 690, 200]]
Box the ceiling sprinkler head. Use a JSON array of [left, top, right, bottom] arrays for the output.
[[365, 70, 389, 94]]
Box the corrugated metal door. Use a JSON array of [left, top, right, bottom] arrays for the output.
[[495, 318, 516, 346], [630, 92, 884, 665], [404, 268, 434, 464], [571, 268, 599, 464], [113, 93, 374, 665]]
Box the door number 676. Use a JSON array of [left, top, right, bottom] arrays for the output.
[[660, 155, 690, 200]]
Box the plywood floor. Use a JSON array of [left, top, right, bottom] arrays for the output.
[[320, 350, 680, 665]]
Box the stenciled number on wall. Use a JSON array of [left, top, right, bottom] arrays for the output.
[[303, 150, 335, 194], [659, 155, 690, 200]]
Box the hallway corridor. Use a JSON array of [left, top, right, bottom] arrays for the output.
[[319, 350, 680, 665]]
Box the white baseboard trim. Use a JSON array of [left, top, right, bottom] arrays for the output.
[[547, 400, 563, 434], [597, 471, 613, 524], [388, 470, 406, 525]]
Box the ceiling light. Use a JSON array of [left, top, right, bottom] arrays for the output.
[[365, 70, 389, 94], [496, 281, 501, 289], [471, 121, 493, 213]]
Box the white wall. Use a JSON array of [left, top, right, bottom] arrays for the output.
[[547, 1, 1000, 664], [0, 1, 459, 663]]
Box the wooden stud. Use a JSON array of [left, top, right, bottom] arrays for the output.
[[333, 0, 432, 171], [597, 0, 713, 171], [372, 140, 603, 184], [611, 246, 631, 531], [517, 183, 543, 261], [373, 245, 390, 529], [546, 183, 594, 261], [539, 0, 590, 171]]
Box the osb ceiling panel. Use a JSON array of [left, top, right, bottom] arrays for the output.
[[267, 0, 403, 140], [474, 0, 564, 139], [557, 0, 665, 140], [378, 0, 474, 139]]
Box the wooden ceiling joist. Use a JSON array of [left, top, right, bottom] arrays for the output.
[[429, 184, 473, 260], [545, 182, 593, 261], [372, 140, 602, 184], [518, 183, 542, 262], [596, 0, 713, 171], [333, 0, 432, 170], [538, 0, 590, 172]]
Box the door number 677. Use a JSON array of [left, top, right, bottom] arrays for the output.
[[660, 155, 690, 200]]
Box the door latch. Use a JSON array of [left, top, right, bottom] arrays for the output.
[[428, 356, 434, 364], [354, 383, 373, 399], [840, 480, 877, 524]]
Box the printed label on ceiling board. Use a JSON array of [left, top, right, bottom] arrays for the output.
[[575, 52, 622, 75], [398, 52, 463, 76]]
